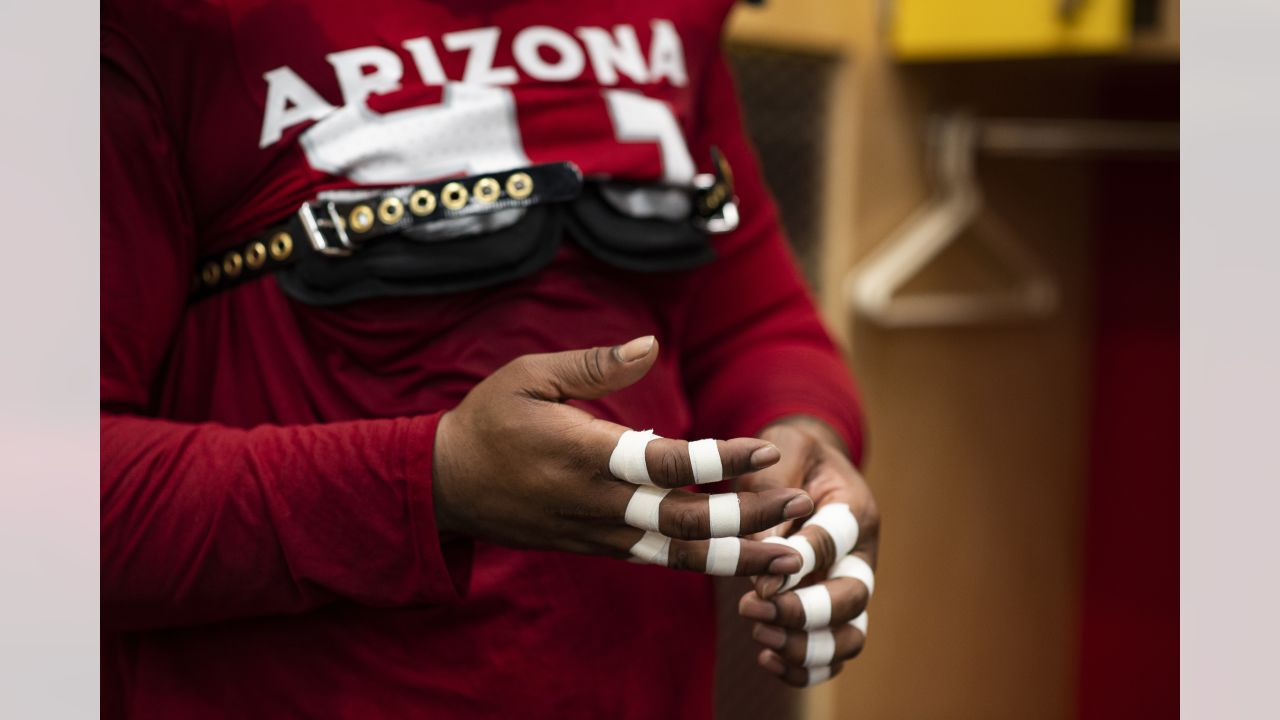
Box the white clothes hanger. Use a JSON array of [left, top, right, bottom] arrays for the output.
[[846, 112, 1058, 328]]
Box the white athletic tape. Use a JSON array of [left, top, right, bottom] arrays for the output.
[[851, 611, 868, 636], [707, 493, 741, 537], [688, 438, 723, 485], [630, 531, 670, 567], [805, 666, 831, 687], [831, 554, 875, 598], [808, 503, 859, 559], [609, 429, 660, 485], [704, 537, 741, 576], [795, 585, 832, 630], [624, 486, 669, 532], [764, 535, 816, 591], [804, 629, 836, 667]]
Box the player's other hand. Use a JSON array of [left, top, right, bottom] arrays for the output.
[[737, 418, 881, 687], [433, 336, 815, 577]]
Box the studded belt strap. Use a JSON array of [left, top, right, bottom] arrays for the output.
[[190, 162, 583, 300], [189, 150, 739, 301]]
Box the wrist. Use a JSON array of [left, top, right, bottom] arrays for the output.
[[430, 410, 465, 538]]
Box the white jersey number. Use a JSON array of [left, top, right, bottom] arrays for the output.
[[300, 85, 693, 185]]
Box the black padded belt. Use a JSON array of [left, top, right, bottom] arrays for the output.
[[189, 150, 739, 305], [189, 162, 582, 302]]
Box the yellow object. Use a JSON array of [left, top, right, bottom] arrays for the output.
[[473, 177, 501, 204], [892, 0, 1131, 60], [268, 232, 293, 261], [348, 205, 375, 233], [409, 188, 437, 216]]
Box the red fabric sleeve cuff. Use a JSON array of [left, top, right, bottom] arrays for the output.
[[694, 346, 866, 466], [401, 412, 471, 604]]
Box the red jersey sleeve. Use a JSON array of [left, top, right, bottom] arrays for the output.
[[672, 48, 865, 460], [101, 47, 465, 631]]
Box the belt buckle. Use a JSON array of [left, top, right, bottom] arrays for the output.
[[692, 147, 740, 235], [297, 201, 354, 256]]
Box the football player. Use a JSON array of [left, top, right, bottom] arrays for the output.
[[102, 1, 880, 716]]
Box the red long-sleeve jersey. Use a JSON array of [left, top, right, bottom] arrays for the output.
[[102, 1, 863, 717]]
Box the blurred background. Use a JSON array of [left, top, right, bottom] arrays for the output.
[[711, 1, 1178, 718]]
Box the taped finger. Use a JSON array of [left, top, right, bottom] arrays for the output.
[[763, 535, 816, 592], [755, 621, 865, 667], [804, 628, 836, 667], [623, 486, 669, 532], [704, 537, 741, 576], [626, 532, 803, 578], [794, 584, 832, 630], [688, 438, 723, 484], [804, 666, 833, 687], [619, 485, 811, 541], [642, 436, 779, 489], [852, 611, 868, 637], [707, 493, 740, 536], [739, 576, 869, 629], [629, 531, 670, 566], [610, 429, 661, 485], [831, 554, 875, 598], [759, 650, 843, 688], [806, 502, 859, 562]]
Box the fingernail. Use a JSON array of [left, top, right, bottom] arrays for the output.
[[753, 623, 787, 650], [749, 444, 780, 469], [617, 335, 655, 362], [767, 553, 801, 576], [759, 573, 788, 599], [759, 650, 786, 676], [782, 493, 814, 521], [740, 597, 778, 622]]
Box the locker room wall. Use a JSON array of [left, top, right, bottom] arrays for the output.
[[721, 1, 1178, 718]]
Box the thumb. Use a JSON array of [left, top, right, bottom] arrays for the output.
[[519, 336, 659, 401], [742, 425, 816, 540]]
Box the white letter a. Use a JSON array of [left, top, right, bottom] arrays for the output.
[[260, 66, 336, 148]]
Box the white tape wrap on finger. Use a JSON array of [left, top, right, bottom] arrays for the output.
[[851, 611, 869, 636], [831, 554, 876, 598], [704, 537, 741, 576], [805, 666, 832, 687], [795, 585, 833, 630], [688, 439, 724, 485], [624, 486, 669, 532], [707, 493, 741, 537], [764, 535, 817, 591], [804, 628, 836, 667], [630, 531, 670, 567], [610, 429, 660, 485], [808, 502, 859, 559]]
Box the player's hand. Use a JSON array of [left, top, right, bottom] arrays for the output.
[[736, 418, 881, 687], [432, 336, 816, 577]]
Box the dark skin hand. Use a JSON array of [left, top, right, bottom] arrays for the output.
[[739, 416, 882, 687], [432, 336, 815, 577]]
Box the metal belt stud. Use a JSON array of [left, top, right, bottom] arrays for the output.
[[409, 188, 437, 216], [378, 196, 405, 225], [441, 182, 469, 210], [245, 241, 267, 270], [201, 261, 221, 287], [269, 232, 293, 261], [506, 172, 534, 200], [222, 250, 243, 279], [473, 177, 501, 204], [349, 204, 375, 234]]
